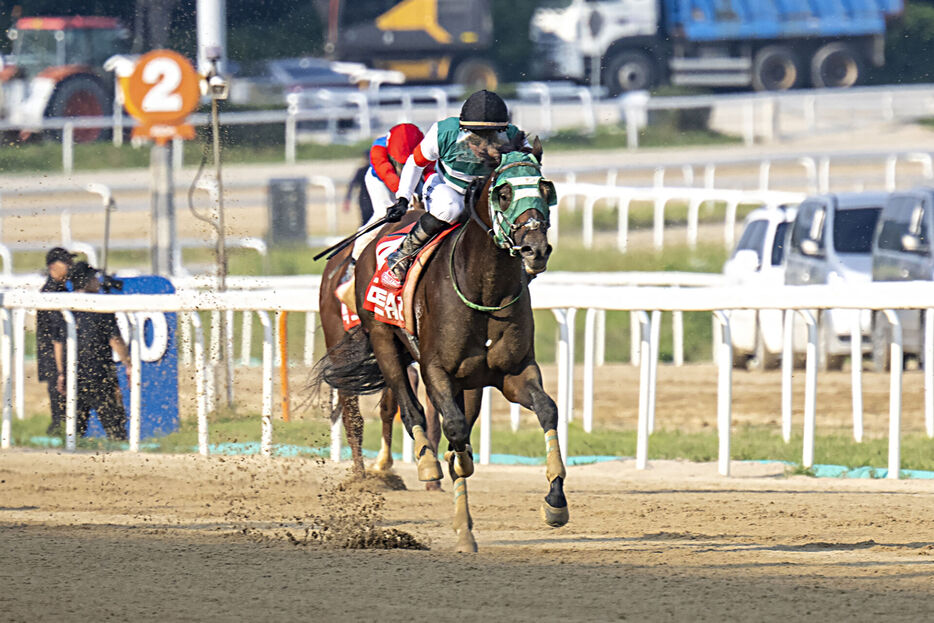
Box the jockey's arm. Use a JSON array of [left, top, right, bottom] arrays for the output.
[[396, 123, 440, 202], [370, 140, 400, 193]]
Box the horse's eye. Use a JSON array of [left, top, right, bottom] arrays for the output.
[[496, 184, 513, 207]]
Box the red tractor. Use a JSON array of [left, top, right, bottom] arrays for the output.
[[0, 16, 131, 142]]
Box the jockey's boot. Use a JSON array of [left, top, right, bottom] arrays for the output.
[[387, 212, 448, 284], [335, 259, 356, 311]]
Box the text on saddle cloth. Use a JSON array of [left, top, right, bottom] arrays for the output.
[[340, 302, 360, 331], [363, 222, 460, 331]]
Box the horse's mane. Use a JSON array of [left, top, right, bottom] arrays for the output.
[[464, 129, 530, 169]]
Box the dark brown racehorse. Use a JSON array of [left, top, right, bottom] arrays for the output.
[[317, 139, 567, 551], [319, 239, 441, 484]]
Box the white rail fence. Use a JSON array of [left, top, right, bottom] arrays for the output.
[[1, 281, 932, 481]]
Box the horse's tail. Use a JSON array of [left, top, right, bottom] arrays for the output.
[[311, 325, 386, 396]]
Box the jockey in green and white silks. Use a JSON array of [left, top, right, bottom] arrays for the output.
[[383, 90, 532, 284]]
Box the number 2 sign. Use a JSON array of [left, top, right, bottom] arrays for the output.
[[124, 50, 200, 144]]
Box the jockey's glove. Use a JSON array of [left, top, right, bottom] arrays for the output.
[[386, 197, 409, 222]]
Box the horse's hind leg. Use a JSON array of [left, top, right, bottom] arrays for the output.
[[369, 332, 442, 481], [502, 363, 569, 528], [374, 389, 396, 473], [407, 365, 443, 491], [339, 391, 365, 478]]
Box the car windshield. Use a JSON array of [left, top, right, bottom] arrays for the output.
[[834, 207, 882, 253], [733, 219, 768, 264]]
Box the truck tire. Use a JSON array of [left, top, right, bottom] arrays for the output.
[[605, 50, 655, 96], [752, 45, 800, 92], [45, 75, 111, 143], [452, 58, 498, 91], [811, 42, 862, 89]]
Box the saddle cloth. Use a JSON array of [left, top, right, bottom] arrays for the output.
[[340, 302, 360, 331], [362, 222, 460, 333]]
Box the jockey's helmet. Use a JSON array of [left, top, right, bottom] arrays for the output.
[[387, 123, 424, 163], [459, 90, 508, 131]]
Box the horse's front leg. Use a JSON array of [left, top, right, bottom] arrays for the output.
[[423, 365, 480, 552], [374, 389, 396, 473], [502, 362, 569, 528]]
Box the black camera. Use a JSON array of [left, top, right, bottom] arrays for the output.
[[101, 273, 124, 293]]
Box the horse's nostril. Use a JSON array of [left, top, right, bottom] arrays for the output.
[[520, 245, 534, 256], [544, 244, 553, 257]]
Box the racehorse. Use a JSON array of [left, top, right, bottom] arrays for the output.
[[317, 136, 566, 552], [319, 242, 441, 486]]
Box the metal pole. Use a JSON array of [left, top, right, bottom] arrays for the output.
[[150, 143, 176, 275]]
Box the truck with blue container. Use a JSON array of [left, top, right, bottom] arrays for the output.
[[530, 0, 904, 95]]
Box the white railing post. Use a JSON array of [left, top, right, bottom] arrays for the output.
[[801, 310, 818, 469], [241, 310, 253, 367], [883, 309, 903, 479], [583, 308, 597, 434], [781, 310, 794, 443], [257, 311, 274, 457], [189, 312, 209, 456], [480, 386, 491, 466], [713, 311, 732, 476], [673, 309, 684, 367], [648, 310, 661, 433], [0, 309, 11, 450], [128, 314, 142, 452], [552, 308, 570, 458], [63, 122, 74, 174], [566, 307, 577, 422], [62, 311, 77, 452], [926, 308, 934, 438], [304, 311, 316, 366], [13, 309, 24, 421], [510, 402, 520, 432], [851, 313, 863, 443], [635, 311, 651, 470]]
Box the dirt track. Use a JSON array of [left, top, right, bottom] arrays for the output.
[[3, 448, 934, 622]]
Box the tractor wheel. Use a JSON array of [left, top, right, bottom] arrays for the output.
[[452, 58, 499, 91], [45, 75, 111, 143]]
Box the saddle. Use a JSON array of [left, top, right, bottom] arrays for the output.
[[360, 221, 460, 334]]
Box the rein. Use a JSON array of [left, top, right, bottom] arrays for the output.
[[448, 222, 525, 313]]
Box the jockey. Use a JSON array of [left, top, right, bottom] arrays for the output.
[[384, 90, 531, 283], [337, 123, 433, 301]]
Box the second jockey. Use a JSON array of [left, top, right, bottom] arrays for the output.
[[383, 90, 531, 284], [336, 123, 433, 305]]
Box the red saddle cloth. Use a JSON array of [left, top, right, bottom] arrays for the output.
[[340, 303, 360, 331], [362, 222, 459, 330]]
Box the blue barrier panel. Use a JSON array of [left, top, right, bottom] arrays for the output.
[[85, 275, 179, 439]]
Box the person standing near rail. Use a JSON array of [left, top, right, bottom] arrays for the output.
[[37, 247, 75, 435], [53, 262, 132, 441]]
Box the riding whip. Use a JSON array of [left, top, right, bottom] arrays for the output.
[[313, 215, 390, 261]]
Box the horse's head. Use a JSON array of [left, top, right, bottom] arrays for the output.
[[485, 149, 556, 275]]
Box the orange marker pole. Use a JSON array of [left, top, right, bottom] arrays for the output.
[[278, 311, 290, 422]]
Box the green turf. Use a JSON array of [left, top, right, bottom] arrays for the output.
[[12, 413, 934, 473]]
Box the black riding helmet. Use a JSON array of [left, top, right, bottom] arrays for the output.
[[459, 90, 508, 131]]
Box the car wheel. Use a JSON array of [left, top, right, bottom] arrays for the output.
[[752, 327, 781, 371], [752, 45, 801, 92], [605, 50, 655, 96], [811, 42, 862, 89], [819, 315, 845, 372], [871, 313, 892, 372]]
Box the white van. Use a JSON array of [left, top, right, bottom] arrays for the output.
[[870, 187, 933, 369], [785, 192, 888, 370], [723, 204, 797, 369]]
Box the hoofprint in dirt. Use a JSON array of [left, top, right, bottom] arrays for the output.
[[2, 450, 934, 621]]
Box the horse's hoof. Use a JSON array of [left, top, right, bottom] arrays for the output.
[[540, 502, 569, 527], [416, 454, 443, 481], [424, 480, 442, 492], [455, 529, 478, 553]]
